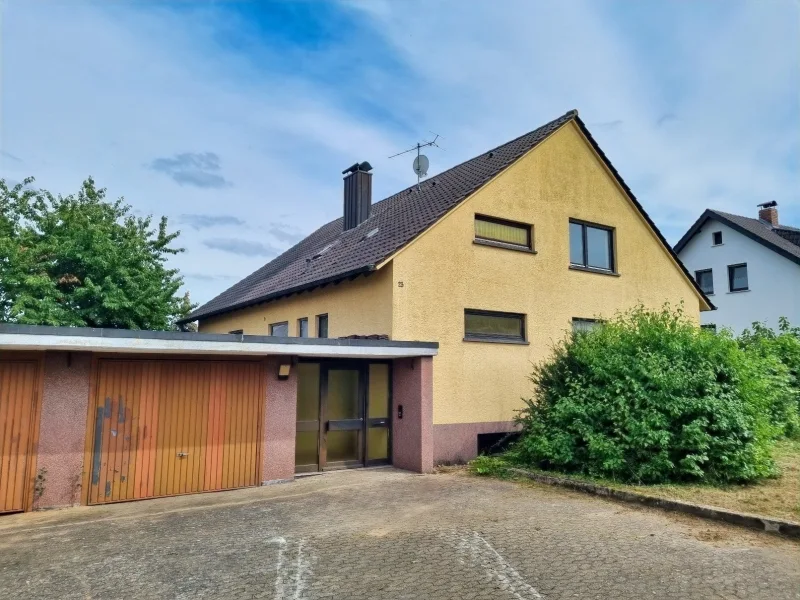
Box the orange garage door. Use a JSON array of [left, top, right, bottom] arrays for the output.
[[0, 360, 40, 513], [88, 359, 265, 504]]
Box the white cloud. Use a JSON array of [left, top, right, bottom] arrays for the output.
[[1, 0, 798, 306]]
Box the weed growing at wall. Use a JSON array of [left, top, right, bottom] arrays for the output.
[[512, 305, 788, 485]]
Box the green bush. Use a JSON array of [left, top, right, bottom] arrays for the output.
[[512, 305, 782, 484], [738, 318, 800, 438]]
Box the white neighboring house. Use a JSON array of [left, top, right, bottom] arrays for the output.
[[675, 202, 800, 334]]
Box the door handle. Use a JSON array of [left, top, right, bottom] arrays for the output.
[[177, 452, 189, 458]]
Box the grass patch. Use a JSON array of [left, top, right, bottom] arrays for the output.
[[469, 440, 800, 522], [620, 439, 800, 522]]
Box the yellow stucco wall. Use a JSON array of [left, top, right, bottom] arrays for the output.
[[390, 121, 705, 425], [199, 264, 394, 338]]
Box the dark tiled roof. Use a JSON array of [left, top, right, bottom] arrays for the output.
[[674, 209, 800, 266], [183, 109, 711, 323]]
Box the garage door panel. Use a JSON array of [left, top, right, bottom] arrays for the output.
[[0, 361, 38, 513], [89, 359, 263, 504]]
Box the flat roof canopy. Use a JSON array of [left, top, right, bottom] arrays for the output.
[[0, 325, 438, 360]]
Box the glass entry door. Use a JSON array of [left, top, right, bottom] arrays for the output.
[[322, 366, 364, 467], [295, 361, 390, 472]]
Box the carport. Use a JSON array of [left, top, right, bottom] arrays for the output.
[[0, 325, 436, 512]]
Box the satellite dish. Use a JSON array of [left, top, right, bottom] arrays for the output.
[[413, 154, 429, 178]]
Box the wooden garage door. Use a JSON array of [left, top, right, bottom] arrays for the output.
[[88, 360, 265, 504], [0, 361, 39, 513]]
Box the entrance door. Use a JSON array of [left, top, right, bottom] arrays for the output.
[[294, 361, 390, 472]]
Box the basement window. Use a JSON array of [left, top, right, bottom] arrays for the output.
[[474, 215, 533, 252], [269, 322, 289, 337], [464, 309, 526, 343]]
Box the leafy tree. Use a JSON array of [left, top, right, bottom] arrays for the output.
[[512, 305, 785, 484], [0, 177, 194, 330]]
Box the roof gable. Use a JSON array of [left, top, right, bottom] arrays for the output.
[[674, 209, 800, 267], [183, 110, 712, 324]]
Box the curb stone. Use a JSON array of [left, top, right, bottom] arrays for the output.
[[507, 468, 800, 540]]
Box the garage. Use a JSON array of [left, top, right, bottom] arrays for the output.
[[87, 359, 266, 504], [0, 359, 41, 513]]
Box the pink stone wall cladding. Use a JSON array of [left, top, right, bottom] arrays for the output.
[[391, 356, 433, 473], [35, 352, 92, 509], [261, 357, 298, 483], [433, 421, 518, 465]]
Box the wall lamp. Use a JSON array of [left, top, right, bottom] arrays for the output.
[[277, 362, 292, 380]]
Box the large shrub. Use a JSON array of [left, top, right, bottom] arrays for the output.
[[738, 318, 800, 438], [512, 306, 782, 484]]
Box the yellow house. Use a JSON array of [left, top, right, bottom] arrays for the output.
[[181, 110, 713, 465]]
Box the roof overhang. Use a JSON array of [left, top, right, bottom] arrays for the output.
[[0, 325, 438, 360]]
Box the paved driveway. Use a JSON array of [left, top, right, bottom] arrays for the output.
[[0, 468, 797, 599]]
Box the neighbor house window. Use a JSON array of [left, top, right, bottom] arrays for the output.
[[695, 269, 714, 295], [298, 318, 309, 338], [474, 215, 532, 251], [572, 318, 602, 334], [316, 314, 329, 338], [569, 220, 615, 271], [269, 322, 289, 337], [464, 309, 526, 343], [712, 231, 723, 246], [728, 264, 748, 292]]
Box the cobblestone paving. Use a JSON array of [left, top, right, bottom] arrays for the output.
[[0, 468, 798, 599]]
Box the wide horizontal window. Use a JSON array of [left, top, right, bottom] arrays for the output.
[[269, 321, 289, 337], [572, 318, 602, 334], [695, 269, 714, 295], [464, 309, 525, 342], [728, 264, 748, 292], [570, 220, 614, 271], [474, 215, 532, 250]]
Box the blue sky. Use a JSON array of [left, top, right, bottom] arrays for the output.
[[1, 0, 798, 304]]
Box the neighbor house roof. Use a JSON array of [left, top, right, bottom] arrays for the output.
[[674, 209, 800, 267], [181, 110, 712, 324]]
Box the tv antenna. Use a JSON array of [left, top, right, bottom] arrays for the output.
[[388, 132, 443, 187]]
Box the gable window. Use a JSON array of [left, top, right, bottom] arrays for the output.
[[728, 264, 748, 292], [695, 269, 714, 295], [712, 231, 723, 246], [298, 318, 309, 338], [474, 215, 533, 251], [464, 309, 526, 343], [572, 318, 602, 334], [316, 314, 329, 338], [269, 322, 288, 337], [569, 220, 615, 272]]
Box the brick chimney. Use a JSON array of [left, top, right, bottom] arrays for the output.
[[757, 201, 779, 226], [342, 161, 373, 231]]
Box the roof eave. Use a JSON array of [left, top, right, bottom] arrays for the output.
[[571, 117, 715, 312], [177, 264, 377, 325]]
